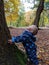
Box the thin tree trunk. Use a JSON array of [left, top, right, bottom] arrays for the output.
[[33, 0, 35, 7], [33, 0, 45, 27]]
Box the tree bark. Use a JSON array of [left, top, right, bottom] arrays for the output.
[[33, 0, 45, 27], [0, 0, 24, 65], [0, 0, 11, 43]]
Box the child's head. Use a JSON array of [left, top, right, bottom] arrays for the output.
[[27, 25, 38, 35]]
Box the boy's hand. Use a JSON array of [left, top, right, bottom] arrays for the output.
[[8, 39, 12, 44]]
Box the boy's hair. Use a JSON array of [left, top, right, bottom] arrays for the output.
[[27, 25, 38, 35]]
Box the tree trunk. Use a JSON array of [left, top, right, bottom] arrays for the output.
[[0, 0, 25, 65], [33, 0, 45, 27]]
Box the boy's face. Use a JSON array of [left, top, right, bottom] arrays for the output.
[[27, 25, 38, 35]]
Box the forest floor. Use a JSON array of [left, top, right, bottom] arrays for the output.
[[9, 27, 49, 65]]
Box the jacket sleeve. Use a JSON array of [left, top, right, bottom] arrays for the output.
[[31, 35, 36, 42], [32, 36, 36, 42], [12, 31, 29, 43], [12, 35, 23, 43]]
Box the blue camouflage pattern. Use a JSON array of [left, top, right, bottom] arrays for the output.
[[12, 30, 39, 65]]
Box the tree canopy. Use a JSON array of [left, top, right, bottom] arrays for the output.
[[4, 0, 20, 22]]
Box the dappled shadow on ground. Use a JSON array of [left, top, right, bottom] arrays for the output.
[[9, 27, 49, 65]]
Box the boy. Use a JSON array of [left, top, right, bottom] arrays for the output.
[[8, 25, 39, 65]]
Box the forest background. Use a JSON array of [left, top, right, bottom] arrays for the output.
[[4, 0, 49, 27]]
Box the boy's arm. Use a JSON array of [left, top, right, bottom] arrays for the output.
[[8, 36, 22, 44], [31, 35, 36, 42], [12, 36, 22, 43]]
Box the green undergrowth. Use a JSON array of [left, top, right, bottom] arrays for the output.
[[14, 46, 27, 65]]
